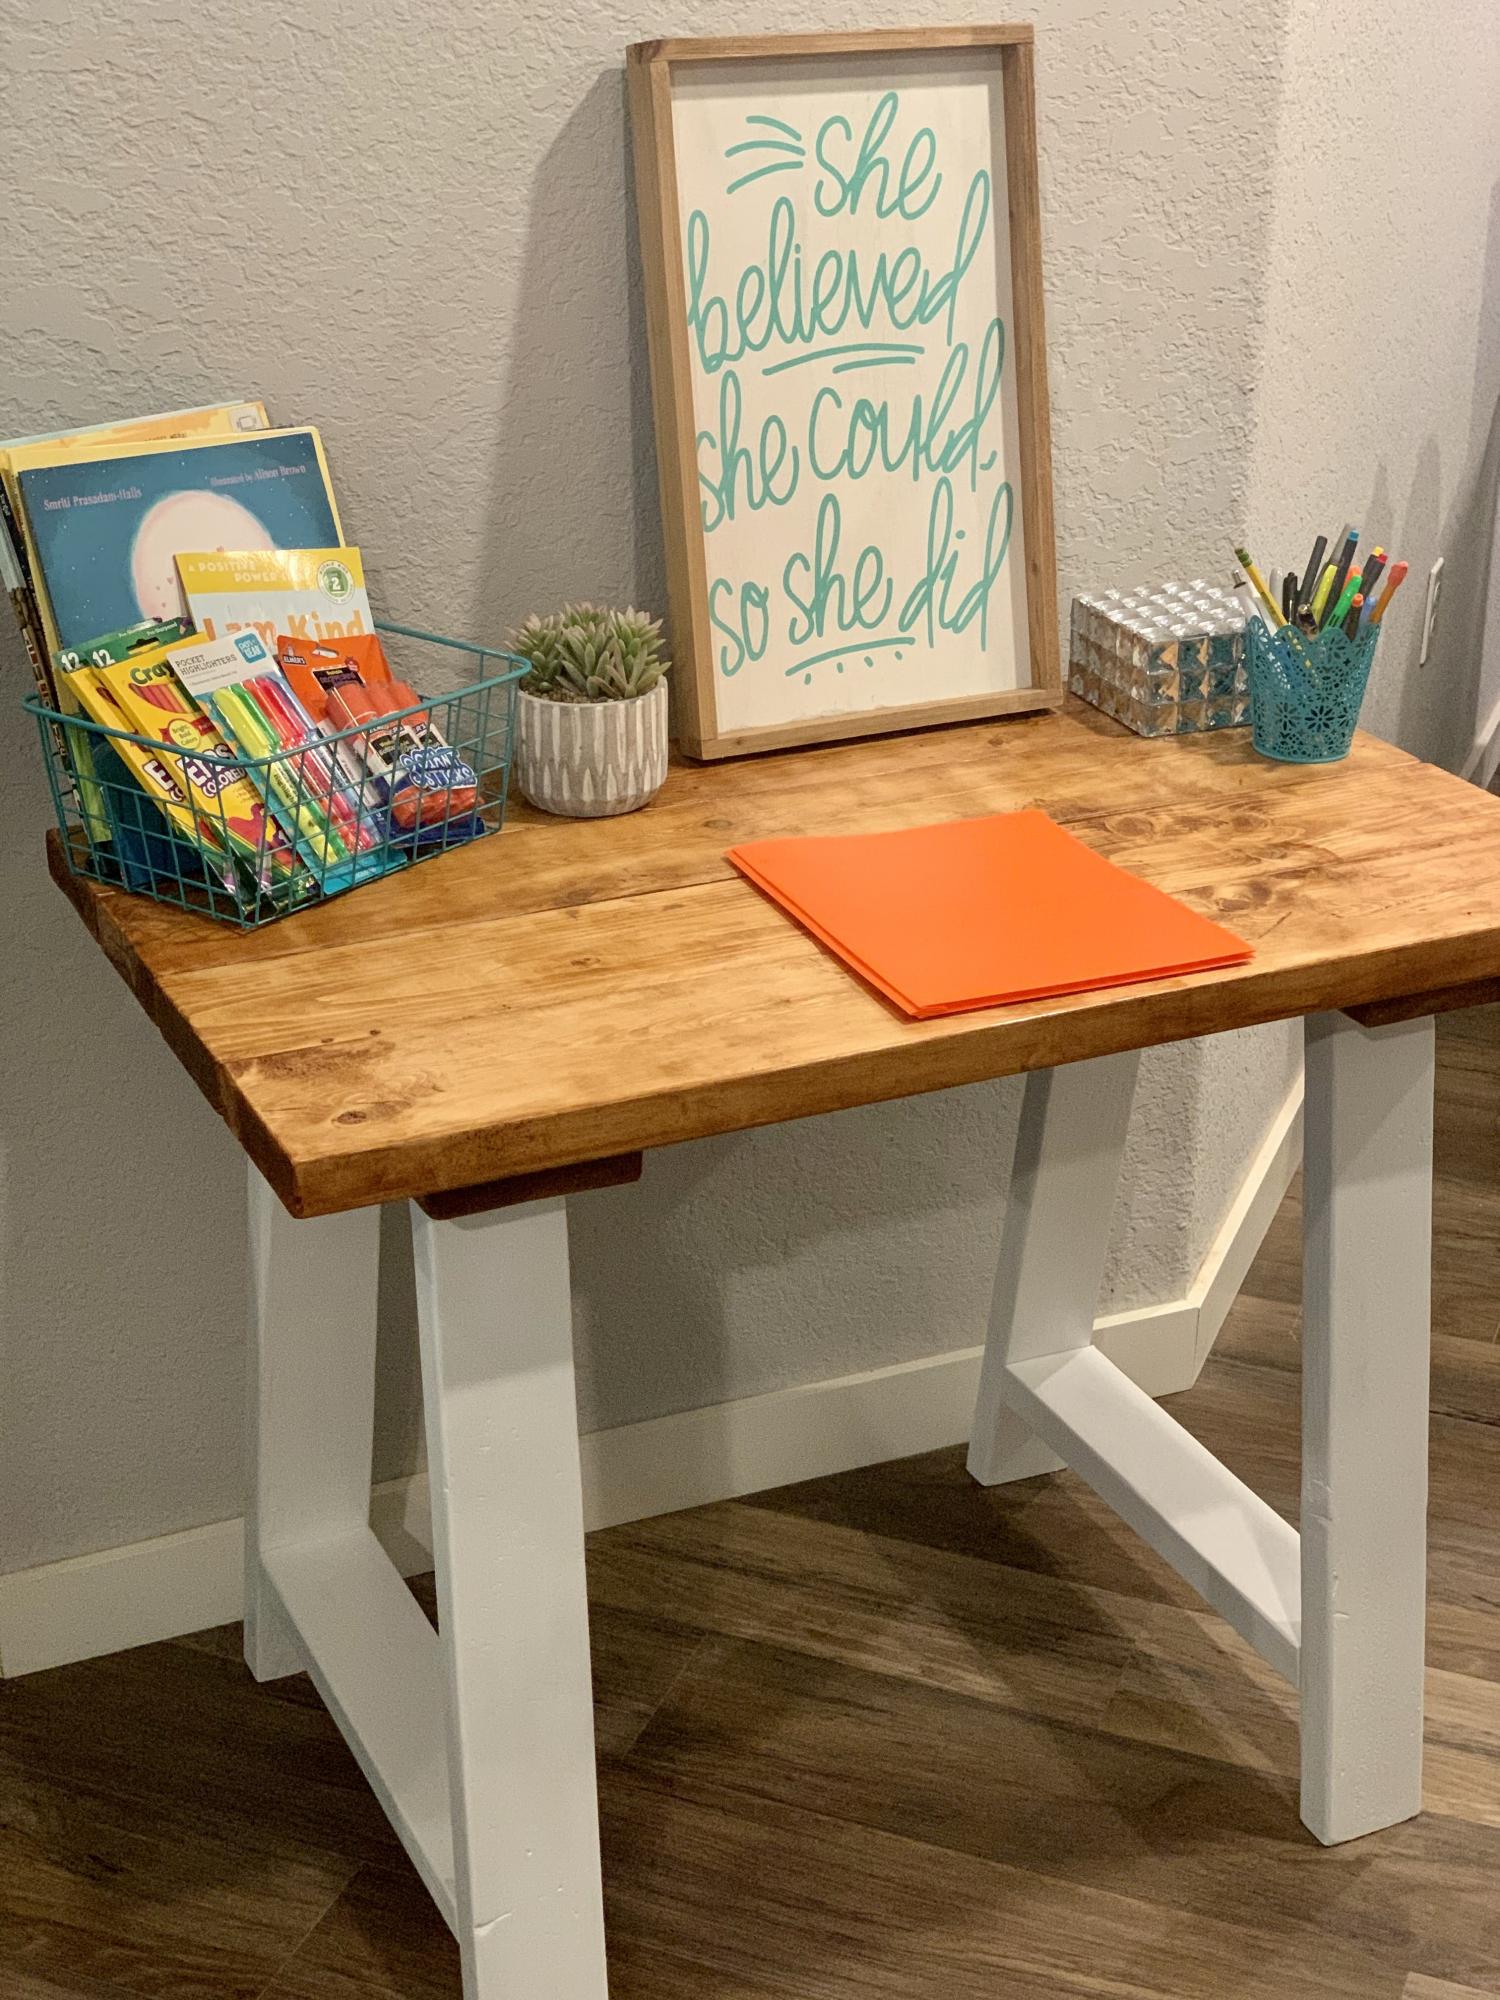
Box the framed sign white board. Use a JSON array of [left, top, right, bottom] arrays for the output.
[[629, 26, 1060, 759]]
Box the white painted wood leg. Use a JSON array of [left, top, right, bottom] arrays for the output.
[[245, 1166, 380, 1682], [411, 1196, 609, 2000], [1300, 1011, 1435, 1846], [968, 1051, 1141, 1486]]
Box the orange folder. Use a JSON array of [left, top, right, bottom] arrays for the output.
[[727, 811, 1251, 1019]]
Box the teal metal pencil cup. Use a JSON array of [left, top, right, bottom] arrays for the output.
[[1244, 617, 1377, 764]]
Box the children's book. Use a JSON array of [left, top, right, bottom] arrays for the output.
[[10, 426, 342, 658], [0, 398, 267, 462], [0, 400, 268, 710], [727, 812, 1253, 1019], [175, 547, 372, 651], [0, 399, 269, 597]]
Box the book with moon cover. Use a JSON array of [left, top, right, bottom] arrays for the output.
[[11, 426, 343, 659]]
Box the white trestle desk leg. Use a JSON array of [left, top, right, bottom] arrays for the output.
[[246, 1166, 381, 1682], [410, 1196, 609, 2000], [968, 1050, 1141, 1486], [1300, 1010, 1435, 1846]]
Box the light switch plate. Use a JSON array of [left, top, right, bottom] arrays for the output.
[[1420, 557, 1444, 666]]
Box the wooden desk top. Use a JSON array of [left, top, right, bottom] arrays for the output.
[[49, 703, 1500, 1216]]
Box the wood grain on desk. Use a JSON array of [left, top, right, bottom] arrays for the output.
[[47, 704, 1500, 1216]]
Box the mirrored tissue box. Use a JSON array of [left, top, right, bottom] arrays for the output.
[[1069, 582, 1249, 738]]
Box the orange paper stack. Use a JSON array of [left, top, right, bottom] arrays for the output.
[[727, 810, 1251, 1019]]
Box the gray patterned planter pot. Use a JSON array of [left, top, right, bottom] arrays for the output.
[[514, 682, 669, 818]]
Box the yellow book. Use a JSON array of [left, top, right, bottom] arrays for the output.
[[0, 399, 268, 504], [175, 547, 372, 650]]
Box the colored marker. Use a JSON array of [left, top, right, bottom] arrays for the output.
[[1298, 535, 1328, 611], [1357, 548, 1387, 602], [1321, 532, 1359, 629], [216, 685, 349, 868], [1369, 560, 1409, 626], [1328, 571, 1362, 632], [1234, 547, 1286, 627], [249, 674, 372, 854], [1341, 592, 1365, 639], [1310, 562, 1337, 622]]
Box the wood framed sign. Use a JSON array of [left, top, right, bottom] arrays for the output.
[[628, 25, 1060, 760]]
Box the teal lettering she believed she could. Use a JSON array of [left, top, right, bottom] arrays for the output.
[[686, 173, 990, 373], [691, 87, 1016, 689]]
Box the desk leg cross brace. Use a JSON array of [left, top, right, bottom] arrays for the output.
[[247, 1179, 609, 2000], [967, 1012, 1435, 1847]]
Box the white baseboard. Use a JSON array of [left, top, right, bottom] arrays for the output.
[[1461, 690, 1500, 787], [0, 1079, 1303, 1679]]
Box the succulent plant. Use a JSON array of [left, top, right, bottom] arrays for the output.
[[509, 603, 670, 703]]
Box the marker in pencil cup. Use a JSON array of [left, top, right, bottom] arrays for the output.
[[1320, 532, 1358, 630], [1298, 535, 1327, 613], [1369, 560, 1408, 626], [1327, 571, 1362, 634]]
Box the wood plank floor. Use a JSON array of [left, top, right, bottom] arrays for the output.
[[3, 1010, 1498, 1999]]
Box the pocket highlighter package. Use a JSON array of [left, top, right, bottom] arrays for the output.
[[169, 629, 400, 891]]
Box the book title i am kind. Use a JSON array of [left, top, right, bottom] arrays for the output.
[[686, 89, 1015, 687]]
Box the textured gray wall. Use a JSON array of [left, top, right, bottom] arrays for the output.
[[3, 0, 1493, 1575], [1246, 0, 1500, 770]]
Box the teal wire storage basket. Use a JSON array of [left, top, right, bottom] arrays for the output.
[[28, 622, 526, 929], [1244, 617, 1376, 764]]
